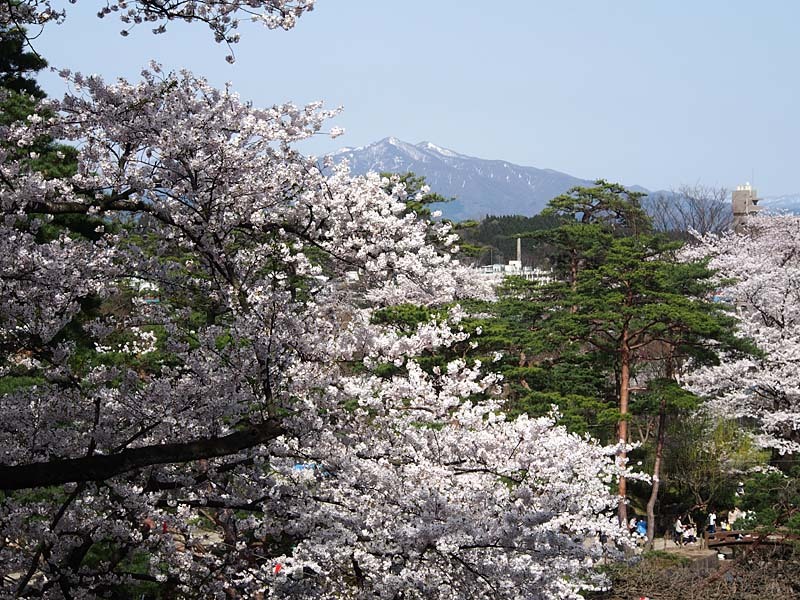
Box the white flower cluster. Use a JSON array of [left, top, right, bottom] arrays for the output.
[[686, 214, 800, 454], [0, 66, 631, 600], [94, 326, 158, 355], [2, 0, 315, 51]]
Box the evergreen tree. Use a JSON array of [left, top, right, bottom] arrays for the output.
[[456, 213, 561, 266], [532, 179, 651, 288], [519, 182, 749, 527], [0, 25, 78, 178], [557, 237, 742, 519], [541, 179, 651, 236], [0, 25, 46, 99]]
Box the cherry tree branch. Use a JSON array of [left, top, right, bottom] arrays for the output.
[[0, 420, 283, 491]]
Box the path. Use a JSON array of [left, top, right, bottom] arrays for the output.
[[652, 537, 719, 572]]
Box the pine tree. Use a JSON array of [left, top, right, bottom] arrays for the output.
[[528, 183, 748, 526]]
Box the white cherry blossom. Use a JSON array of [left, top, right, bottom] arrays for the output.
[[685, 214, 800, 455], [1, 36, 631, 600]]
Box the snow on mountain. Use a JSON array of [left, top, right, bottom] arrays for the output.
[[760, 194, 800, 214], [330, 138, 593, 221], [330, 137, 800, 221]]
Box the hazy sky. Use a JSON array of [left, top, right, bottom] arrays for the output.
[[34, 1, 800, 196]]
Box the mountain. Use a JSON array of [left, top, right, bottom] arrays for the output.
[[331, 138, 594, 221], [330, 137, 800, 221], [761, 194, 800, 214]]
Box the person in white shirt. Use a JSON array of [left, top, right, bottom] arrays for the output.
[[682, 524, 697, 544], [707, 510, 717, 535], [673, 516, 685, 544]]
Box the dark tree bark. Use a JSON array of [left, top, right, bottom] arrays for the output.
[[0, 420, 282, 490]]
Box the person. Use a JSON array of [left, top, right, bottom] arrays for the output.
[[673, 515, 685, 544], [682, 524, 697, 545], [629, 516, 638, 535], [636, 518, 647, 539], [728, 506, 745, 529], [707, 509, 717, 537]]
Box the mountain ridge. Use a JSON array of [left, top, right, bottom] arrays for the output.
[[331, 138, 595, 220], [330, 138, 800, 220]]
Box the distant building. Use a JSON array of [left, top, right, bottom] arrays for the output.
[[478, 262, 553, 283], [477, 237, 553, 283], [732, 182, 761, 231]]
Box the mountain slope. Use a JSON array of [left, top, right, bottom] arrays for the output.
[[761, 194, 800, 213], [331, 138, 593, 220], [331, 138, 800, 221]]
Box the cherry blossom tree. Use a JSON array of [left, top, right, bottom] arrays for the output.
[[685, 214, 800, 457], [3, 0, 314, 59], [0, 62, 636, 598]]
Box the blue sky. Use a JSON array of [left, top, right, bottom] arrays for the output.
[[35, 1, 800, 196]]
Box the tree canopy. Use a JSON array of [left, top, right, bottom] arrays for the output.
[[0, 13, 637, 599]]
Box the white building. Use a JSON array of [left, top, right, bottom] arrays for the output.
[[478, 261, 553, 283]]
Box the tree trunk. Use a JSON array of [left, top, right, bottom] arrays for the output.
[[570, 251, 579, 292], [645, 395, 667, 549], [617, 332, 630, 526], [646, 350, 675, 548], [569, 252, 579, 313]]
